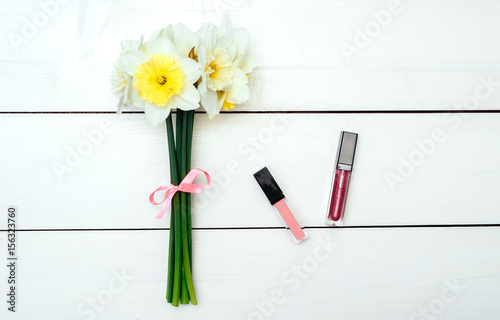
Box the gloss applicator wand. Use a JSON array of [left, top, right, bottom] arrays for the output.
[[254, 167, 308, 243], [326, 131, 358, 226]]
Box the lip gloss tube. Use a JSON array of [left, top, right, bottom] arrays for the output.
[[254, 167, 308, 243], [326, 131, 358, 226]]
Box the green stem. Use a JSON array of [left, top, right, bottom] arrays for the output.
[[181, 220, 197, 304], [182, 110, 197, 304], [167, 201, 175, 302], [167, 110, 197, 306], [177, 110, 189, 304], [178, 111, 190, 305], [186, 110, 195, 263], [165, 115, 178, 303], [172, 195, 182, 307], [171, 112, 183, 307]]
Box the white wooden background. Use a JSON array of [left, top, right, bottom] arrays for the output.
[[1, 0, 500, 319]]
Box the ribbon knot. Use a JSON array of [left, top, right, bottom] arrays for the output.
[[149, 168, 211, 219]]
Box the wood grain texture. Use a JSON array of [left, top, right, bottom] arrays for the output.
[[0, 228, 499, 320], [1, 113, 499, 230], [1, 0, 499, 318], [1, 0, 500, 111]]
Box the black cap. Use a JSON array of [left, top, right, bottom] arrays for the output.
[[336, 131, 358, 171], [253, 167, 285, 205]]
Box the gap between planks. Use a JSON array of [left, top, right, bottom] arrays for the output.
[[2, 224, 500, 232], [1, 110, 500, 114]]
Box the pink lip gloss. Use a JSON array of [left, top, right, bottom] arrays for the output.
[[326, 131, 358, 226], [254, 167, 308, 243]]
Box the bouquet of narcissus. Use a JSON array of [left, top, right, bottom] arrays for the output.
[[110, 15, 255, 306]]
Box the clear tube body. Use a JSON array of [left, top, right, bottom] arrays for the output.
[[273, 198, 308, 243], [325, 169, 351, 226]]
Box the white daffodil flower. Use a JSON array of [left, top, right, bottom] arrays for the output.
[[110, 36, 144, 114], [220, 14, 256, 74], [119, 36, 201, 126], [197, 23, 237, 117], [217, 67, 250, 111], [198, 15, 255, 118], [149, 23, 198, 58]]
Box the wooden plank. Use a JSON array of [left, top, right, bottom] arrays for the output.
[[0, 228, 499, 319], [1, 113, 499, 229], [205, 0, 500, 67], [1, 1, 500, 111], [4, 65, 500, 111]]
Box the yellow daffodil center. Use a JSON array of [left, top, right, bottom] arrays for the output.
[[205, 48, 233, 91], [217, 91, 235, 110], [113, 71, 127, 90], [133, 54, 184, 107], [222, 99, 235, 110]]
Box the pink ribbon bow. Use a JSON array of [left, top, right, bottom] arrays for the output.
[[149, 168, 211, 219]]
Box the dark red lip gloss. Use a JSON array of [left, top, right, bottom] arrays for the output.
[[326, 131, 358, 226]]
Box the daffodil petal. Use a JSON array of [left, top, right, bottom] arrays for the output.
[[120, 37, 143, 54], [179, 84, 200, 105], [201, 88, 219, 117], [172, 95, 199, 111], [230, 67, 249, 89], [235, 52, 256, 74], [198, 77, 207, 97], [179, 58, 201, 85], [219, 36, 236, 62], [130, 86, 145, 109], [227, 83, 249, 104], [197, 46, 208, 97], [117, 81, 132, 114], [198, 44, 207, 66], [120, 50, 149, 75], [149, 25, 174, 43], [220, 14, 232, 35], [198, 23, 218, 51], [174, 23, 195, 57], [117, 95, 125, 114], [144, 102, 173, 126], [146, 37, 181, 61], [231, 28, 250, 57], [218, 91, 227, 110]]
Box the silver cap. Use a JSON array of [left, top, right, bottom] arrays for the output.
[[335, 131, 358, 171]]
